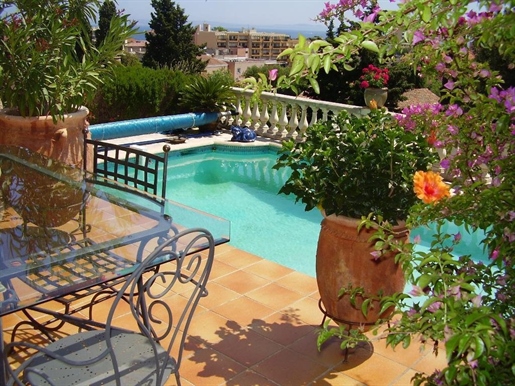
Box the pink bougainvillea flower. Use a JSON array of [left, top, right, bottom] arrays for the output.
[[268, 68, 278, 81], [444, 80, 455, 90], [370, 250, 382, 260], [412, 29, 426, 45], [413, 171, 451, 204]]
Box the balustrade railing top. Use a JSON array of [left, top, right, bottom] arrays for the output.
[[230, 87, 372, 141]]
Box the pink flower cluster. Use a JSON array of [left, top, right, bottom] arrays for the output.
[[316, 0, 389, 23], [358, 64, 389, 89]]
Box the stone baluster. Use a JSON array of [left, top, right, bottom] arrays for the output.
[[251, 102, 261, 131], [276, 100, 289, 139], [321, 107, 330, 122], [242, 95, 252, 127], [296, 103, 309, 140], [258, 101, 270, 136], [286, 103, 299, 139], [309, 106, 319, 128], [268, 100, 279, 137]]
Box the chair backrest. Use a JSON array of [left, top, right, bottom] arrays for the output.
[[84, 139, 171, 205], [106, 227, 215, 384], [5, 228, 215, 386]]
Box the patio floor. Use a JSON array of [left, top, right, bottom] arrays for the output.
[[3, 243, 446, 386]]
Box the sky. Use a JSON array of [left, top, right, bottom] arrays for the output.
[[117, 0, 396, 30]]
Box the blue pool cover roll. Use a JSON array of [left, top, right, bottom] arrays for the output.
[[89, 112, 221, 140]]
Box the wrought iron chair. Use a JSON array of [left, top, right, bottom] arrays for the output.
[[5, 227, 215, 386]]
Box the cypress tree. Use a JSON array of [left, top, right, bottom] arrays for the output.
[[142, 0, 206, 73], [96, 0, 117, 48]]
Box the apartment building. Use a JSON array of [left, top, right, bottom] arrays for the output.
[[194, 24, 297, 61], [122, 24, 296, 80]]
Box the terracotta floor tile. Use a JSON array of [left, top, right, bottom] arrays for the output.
[[412, 349, 447, 376], [275, 270, 319, 296], [212, 296, 275, 327], [289, 332, 349, 368], [187, 310, 233, 346], [225, 370, 279, 386], [287, 296, 325, 326], [253, 347, 330, 386], [370, 337, 432, 368], [214, 270, 269, 294], [210, 258, 243, 279], [179, 344, 246, 386], [200, 282, 241, 309], [334, 346, 409, 385], [246, 282, 304, 311], [312, 371, 368, 385], [242, 259, 294, 281], [390, 369, 419, 385], [250, 311, 315, 346], [210, 328, 283, 367], [216, 248, 263, 269]]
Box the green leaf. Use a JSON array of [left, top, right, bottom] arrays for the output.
[[422, 6, 431, 23], [278, 48, 293, 58], [362, 40, 379, 53], [445, 335, 461, 362], [289, 55, 305, 76], [472, 336, 485, 359], [416, 274, 433, 289], [322, 55, 332, 74], [457, 335, 472, 357], [310, 55, 321, 74], [402, 334, 411, 349], [309, 77, 320, 94], [361, 298, 371, 317]]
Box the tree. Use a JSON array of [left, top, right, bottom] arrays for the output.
[[142, 0, 206, 73], [95, 0, 117, 47]]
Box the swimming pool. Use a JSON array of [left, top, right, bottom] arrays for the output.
[[165, 145, 323, 276], [164, 145, 487, 277]]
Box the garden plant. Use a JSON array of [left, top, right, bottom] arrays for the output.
[[267, 0, 514, 385]]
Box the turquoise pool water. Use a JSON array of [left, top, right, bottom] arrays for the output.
[[164, 145, 488, 277], [166, 146, 323, 276]]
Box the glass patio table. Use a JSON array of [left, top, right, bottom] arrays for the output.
[[0, 145, 230, 382]]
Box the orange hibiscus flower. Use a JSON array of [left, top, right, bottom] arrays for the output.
[[413, 171, 451, 204]]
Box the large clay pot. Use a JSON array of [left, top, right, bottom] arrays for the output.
[[0, 107, 89, 168], [316, 214, 407, 327], [364, 88, 388, 108]]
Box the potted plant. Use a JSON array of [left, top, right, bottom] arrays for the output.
[[179, 72, 236, 132], [273, 107, 438, 326], [358, 64, 389, 108], [0, 0, 135, 167]]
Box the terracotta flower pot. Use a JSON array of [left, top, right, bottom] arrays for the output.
[[364, 88, 388, 108], [316, 214, 407, 327], [0, 107, 89, 168]]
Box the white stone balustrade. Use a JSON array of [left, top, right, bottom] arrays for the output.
[[230, 87, 372, 141]]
